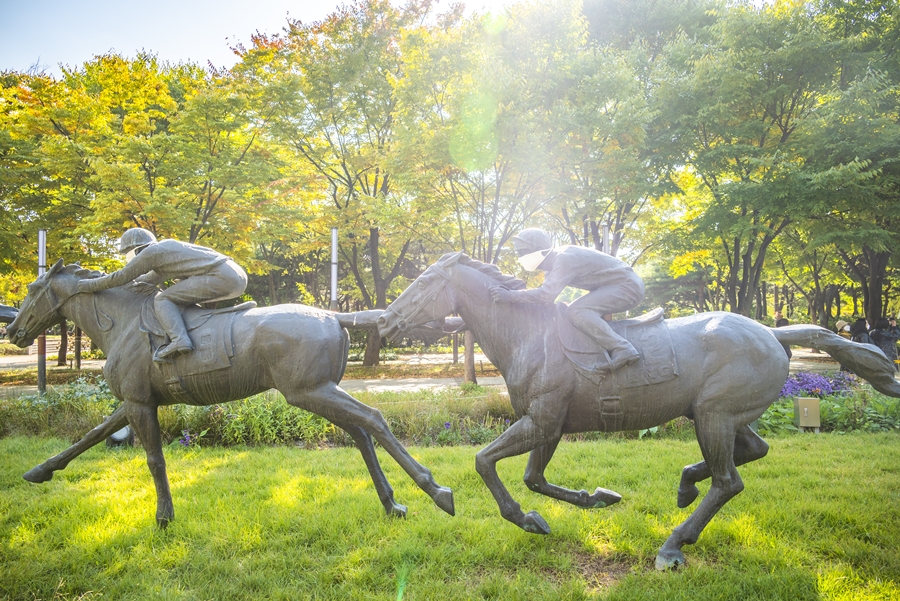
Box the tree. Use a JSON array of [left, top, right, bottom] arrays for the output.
[[248, 0, 451, 364], [654, 3, 837, 315]]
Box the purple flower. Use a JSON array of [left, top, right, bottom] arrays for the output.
[[779, 372, 855, 399], [444, 422, 451, 429]]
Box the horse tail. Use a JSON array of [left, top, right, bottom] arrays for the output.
[[771, 325, 900, 397], [336, 310, 383, 330]]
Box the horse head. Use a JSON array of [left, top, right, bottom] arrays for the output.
[[378, 252, 463, 340], [7, 260, 102, 348], [8, 259, 68, 347], [377, 252, 528, 341]]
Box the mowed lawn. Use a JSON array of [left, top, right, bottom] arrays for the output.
[[1, 434, 898, 601]]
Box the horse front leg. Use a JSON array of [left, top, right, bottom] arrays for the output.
[[23, 404, 130, 483], [523, 440, 622, 509], [124, 400, 173, 527], [475, 415, 560, 534], [331, 419, 407, 518]]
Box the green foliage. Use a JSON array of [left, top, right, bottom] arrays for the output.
[[0, 376, 117, 439], [0, 342, 27, 356]]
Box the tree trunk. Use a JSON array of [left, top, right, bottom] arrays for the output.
[[267, 270, 278, 306], [57, 320, 68, 366], [464, 332, 477, 384], [363, 329, 381, 367]]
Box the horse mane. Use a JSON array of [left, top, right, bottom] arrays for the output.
[[453, 254, 527, 291], [61, 264, 105, 279]]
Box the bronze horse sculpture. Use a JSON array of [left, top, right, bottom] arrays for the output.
[[377, 252, 900, 569], [8, 260, 454, 525]]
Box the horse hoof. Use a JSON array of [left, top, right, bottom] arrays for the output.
[[156, 512, 174, 529], [433, 486, 455, 516], [386, 502, 408, 518], [588, 487, 622, 508], [23, 466, 53, 483], [677, 485, 699, 508], [521, 510, 551, 535], [655, 548, 686, 571]]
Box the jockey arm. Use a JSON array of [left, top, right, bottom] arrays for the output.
[[77, 248, 161, 293], [490, 252, 576, 305], [491, 269, 568, 305]]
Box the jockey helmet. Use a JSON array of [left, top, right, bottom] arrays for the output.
[[512, 228, 552, 257], [118, 228, 157, 254]]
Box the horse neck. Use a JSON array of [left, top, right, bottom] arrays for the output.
[[451, 265, 550, 374], [57, 283, 140, 354]]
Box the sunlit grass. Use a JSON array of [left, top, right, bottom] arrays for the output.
[[1, 434, 898, 600]]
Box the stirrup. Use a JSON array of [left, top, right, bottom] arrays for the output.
[[608, 349, 641, 371], [153, 341, 193, 363]]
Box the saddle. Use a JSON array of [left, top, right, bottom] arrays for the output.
[[555, 305, 678, 388], [140, 298, 257, 401]]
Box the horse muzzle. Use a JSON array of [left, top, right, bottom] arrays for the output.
[[10, 327, 34, 349], [376, 312, 406, 341]]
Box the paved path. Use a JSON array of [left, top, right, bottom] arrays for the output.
[[0, 348, 851, 399]]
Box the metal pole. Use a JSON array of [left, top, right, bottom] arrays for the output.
[[330, 227, 339, 311], [37, 229, 47, 394]]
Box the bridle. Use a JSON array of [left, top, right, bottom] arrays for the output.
[[14, 276, 76, 341], [383, 263, 454, 333]]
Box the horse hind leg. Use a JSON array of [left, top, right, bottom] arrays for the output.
[[286, 383, 454, 516], [330, 418, 407, 518], [677, 423, 769, 508], [23, 404, 130, 483], [523, 440, 621, 509], [657, 411, 745, 571]]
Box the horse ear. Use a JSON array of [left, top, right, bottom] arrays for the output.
[[47, 259, 64, 276], [439, 251, 463, 266]]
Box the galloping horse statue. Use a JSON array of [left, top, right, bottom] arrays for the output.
[[8, 260, 454, 526], [377, 252, 900, 570]]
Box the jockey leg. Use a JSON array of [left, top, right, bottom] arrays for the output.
[[151, 261, 247, 362], [568, 284, 643, 371], [153, 296, 193, 361]]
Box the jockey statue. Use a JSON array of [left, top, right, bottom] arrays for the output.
[[490, 227, 644, 372], [78, 228, 248, 362]]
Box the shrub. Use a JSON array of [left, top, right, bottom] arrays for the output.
[[0, 375, 117, 439], [758, 371, 900, 435], [0, 342, 28, 356]]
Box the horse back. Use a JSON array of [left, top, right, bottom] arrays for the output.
[[560, 312, 787, 433], [148, 304, 348, 406]]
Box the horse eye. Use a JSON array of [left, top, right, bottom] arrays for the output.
[[418, 280, 426, 288]]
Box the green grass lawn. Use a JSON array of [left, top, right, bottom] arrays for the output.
[[1, 434, 898, 600]]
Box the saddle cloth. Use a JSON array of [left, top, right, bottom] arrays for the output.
[[555, 305, 678, 388], [140, 299, 256, 400]]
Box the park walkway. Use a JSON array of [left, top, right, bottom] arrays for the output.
[[0, 348, 848, 399]]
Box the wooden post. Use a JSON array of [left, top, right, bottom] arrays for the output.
[[57, 319, 68, 367], [74, 326, 82, 370]]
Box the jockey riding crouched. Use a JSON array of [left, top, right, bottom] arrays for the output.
[[489, 228, 644, 373], [77, 228, 248, 362]]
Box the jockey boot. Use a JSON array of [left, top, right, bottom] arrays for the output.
[[153, 299, 194, 362], [571, 309, 641, 372]]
